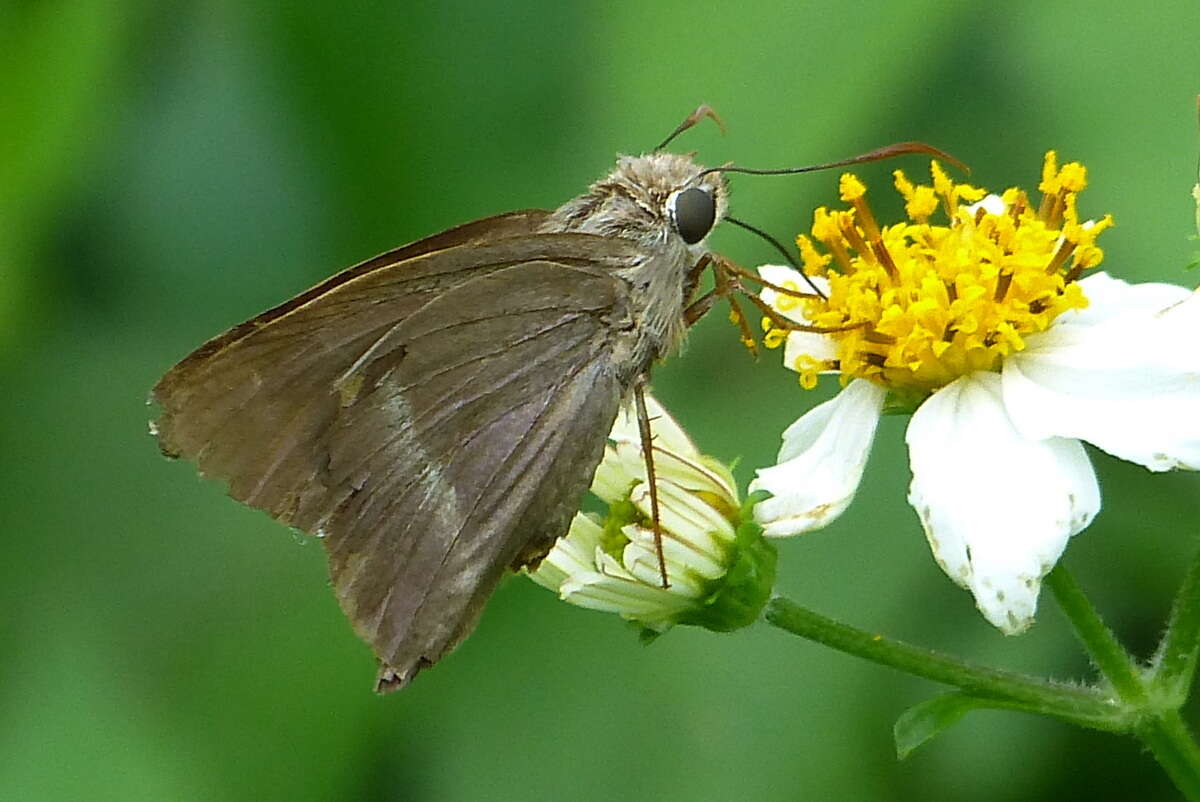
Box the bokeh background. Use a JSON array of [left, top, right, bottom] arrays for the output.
[[4, 1, 1200, 799]]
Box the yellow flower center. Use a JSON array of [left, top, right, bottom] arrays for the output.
[[767, 152, 1113, 396]]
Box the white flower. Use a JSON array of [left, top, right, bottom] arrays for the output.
[[528, 394, 774, 634], [757, 267, 1200, 633], [751, 155, 1200, 634]]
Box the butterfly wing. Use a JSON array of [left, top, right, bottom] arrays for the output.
[[153, 221, 647, 691], [325, 256, 633, 690], [154, 209, 555, 526]]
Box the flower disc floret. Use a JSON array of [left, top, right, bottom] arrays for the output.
[[766, 153, 1113, 396]]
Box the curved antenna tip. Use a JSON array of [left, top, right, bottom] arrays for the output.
[[655, 105, 726, 152]]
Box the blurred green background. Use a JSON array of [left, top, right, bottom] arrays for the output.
[[3, 1, 1199, 799]]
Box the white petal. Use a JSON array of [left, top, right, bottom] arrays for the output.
[[622, 514, 723, 577], [607, 393, 697, 457], [590, 444, 632, 504], [623, 443, 737, 503], [966, 194, 1006, 217], [1004, 281, 1200, 471], [906, 373, 1100, 634], [599, 445, 739, 510], [559, 573, 693, 618], [1054, 272, 1192, 330], [751, 379, 886, 536], [757, 265, 839, 370], [593, 393, 710, 503], [758, 265, 829, 324], [782, 329, 840, 374], [629, 481, 736, 555], [526, 513, 604, 591], [620, 535, 714, 594], [1155, 287, 1200, 344]]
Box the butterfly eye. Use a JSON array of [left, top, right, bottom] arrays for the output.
[[671, 187, 716, 245]]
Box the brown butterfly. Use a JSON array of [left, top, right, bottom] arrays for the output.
[[151, 106, 953, 692], [152, 106, 744, 692]]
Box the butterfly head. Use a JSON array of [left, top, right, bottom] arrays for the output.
[[547, 152, 728, 254]]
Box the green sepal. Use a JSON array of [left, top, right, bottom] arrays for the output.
[[742, 489, 771, 516], [894, 692, 989, 759], [883, 388, 925, 416], [676, 511, 777, 633], [635, 625, 664, 645]]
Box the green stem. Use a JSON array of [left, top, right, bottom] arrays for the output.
[[1048, 563, 1200, 800], [1153, 542, 1200, 701], [764, 596, 1121, 729], [1137, 711, 1200, 802], [1045, 564, 1146, 703]]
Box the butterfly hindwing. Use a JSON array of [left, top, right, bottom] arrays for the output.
[[324, 258, 632, 688]]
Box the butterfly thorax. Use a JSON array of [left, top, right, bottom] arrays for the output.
[[542, 152, 729, 369]]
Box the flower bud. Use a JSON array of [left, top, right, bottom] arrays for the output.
[[527, 395, 775, 636]]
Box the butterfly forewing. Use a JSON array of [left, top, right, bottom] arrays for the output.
[[153, 211, 553, 528], [152, 226, 647, 690]]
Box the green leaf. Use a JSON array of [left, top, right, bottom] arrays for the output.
[[894, 692, 989, 759]]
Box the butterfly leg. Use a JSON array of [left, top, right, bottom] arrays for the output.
[[683, 289, 719, 327], [633, 379, 670, 589], [682, 255, 760, 354], [682, 254, 717, 326]]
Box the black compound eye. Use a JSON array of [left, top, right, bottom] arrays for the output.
[[672, 187, 716, 245]]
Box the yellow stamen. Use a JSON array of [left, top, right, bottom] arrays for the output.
[[839, 173, 868, 203], [893, 169, 939, 223], [764, 328, 788, 349], [796, 234, 832, 276], [1044, 240, 1077, 274], [1039, 151, 1060, 194], [767, 153, 1111, 396]]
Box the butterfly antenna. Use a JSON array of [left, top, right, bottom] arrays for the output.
[[654, 104, 726, 152], [725, 216, 800, 270], [724, 216, 828, 299], [702, 141, 968, 178]]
